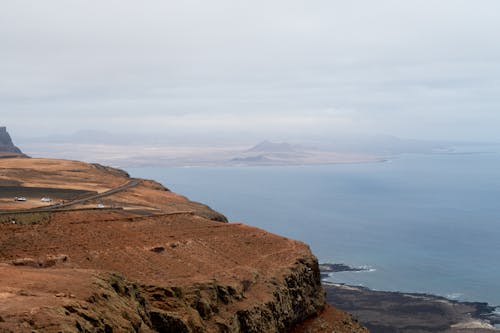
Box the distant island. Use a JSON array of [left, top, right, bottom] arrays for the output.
[[16, 130, 491, 168], [227, 140, 382, 166], [17, 136, 385, 167], [245, 140, 299, 153]]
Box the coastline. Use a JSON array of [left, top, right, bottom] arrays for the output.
[[322, 265, 500, 333], [123, 157, 500, 332], [18, 142, 385, 168]]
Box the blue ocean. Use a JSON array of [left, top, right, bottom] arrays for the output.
[[128, 152, 500, 306]]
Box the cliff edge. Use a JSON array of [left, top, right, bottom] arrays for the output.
[[0, 158, 367, 332]]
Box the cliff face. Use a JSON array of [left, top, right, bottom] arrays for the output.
[[0, 213, 329, 332], [0, 158, 367, 332], [0, 126, 24, 156], [0, 260, 366, 333]]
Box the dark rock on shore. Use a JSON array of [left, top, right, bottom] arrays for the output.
[[319, 263, 370, 279], [324, 282, 500, 333], [319, 263, 369, 273]]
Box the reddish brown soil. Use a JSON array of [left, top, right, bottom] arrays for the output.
[[290, 305, 368, 333], [0, 212, 306, 287], [0, 266, 100, 328], [0, 158, 129, 210], [0, 152, 24, 158], [0, 158, 127, 191], [0, 159, 226, 222], [0, 211, 332, 332]]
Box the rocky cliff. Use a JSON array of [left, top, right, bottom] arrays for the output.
[[0, 126, 24, 156], [0, 158, 367, 332]]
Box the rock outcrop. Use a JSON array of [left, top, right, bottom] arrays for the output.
[[0, 126, 24, 156]]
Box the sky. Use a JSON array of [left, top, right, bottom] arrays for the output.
[[1, 0, 500, 142]]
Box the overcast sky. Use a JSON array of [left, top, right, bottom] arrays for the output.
[[2, 0, 500, 142]]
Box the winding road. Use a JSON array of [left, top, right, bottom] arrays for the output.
[[37, 178, 141, 210]]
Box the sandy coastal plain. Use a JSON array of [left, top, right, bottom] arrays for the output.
[[19, 142, 383, 168]]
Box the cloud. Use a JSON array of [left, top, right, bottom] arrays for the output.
[[1, 0, 500, 140]]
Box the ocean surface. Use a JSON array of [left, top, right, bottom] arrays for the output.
[[127, 152, 500, 306]]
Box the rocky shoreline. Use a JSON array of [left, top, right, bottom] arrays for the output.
[[321, 264, 500, 333], [319, 263, 371, 279]]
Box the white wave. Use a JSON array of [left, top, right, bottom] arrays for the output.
[[320, 262, 376, 274], [354, 265, 376, 273], [337, 266, 376, 273], [360, 265, 377, 272], [446, 293, 463, 300]]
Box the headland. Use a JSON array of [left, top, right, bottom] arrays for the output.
[[0, 156, 366, 332]]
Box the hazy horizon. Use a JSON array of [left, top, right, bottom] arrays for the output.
[[2, 1, 500, 142]]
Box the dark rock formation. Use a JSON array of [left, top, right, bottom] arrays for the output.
[[324, 282, 500, 333], [0, 126, 24, 155], [319, 263, 370, 279]]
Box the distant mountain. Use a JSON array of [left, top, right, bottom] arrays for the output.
[[308, 134, 453, 155], [246, 140, 298, 153], [231, 155, 272, 163], [227, 140, 321, 166], [0, 126, 25, 156]]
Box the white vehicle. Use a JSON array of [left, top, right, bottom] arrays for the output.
[[14, 197, 27, 202], [40, 197, 52, 202], [96, 204, 105, 209]]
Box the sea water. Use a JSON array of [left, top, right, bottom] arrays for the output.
[[127, 152, 500, 306]]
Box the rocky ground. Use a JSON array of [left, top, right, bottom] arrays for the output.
[[325, 282, 500, 333], [0, 157, 366, 332]]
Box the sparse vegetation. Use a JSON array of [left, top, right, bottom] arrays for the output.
[[0, 212, 51, 225]]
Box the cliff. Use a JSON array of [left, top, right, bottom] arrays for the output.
[[0, 158, 367, 332], [0, 126, 25, 157]]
